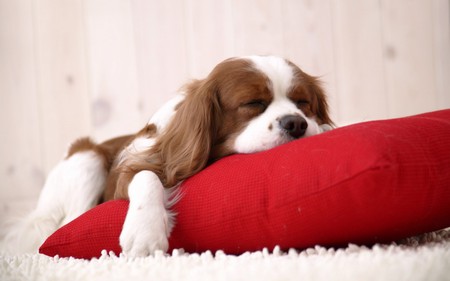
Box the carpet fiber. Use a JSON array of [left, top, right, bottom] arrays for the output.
[[1, 229, 449, 281]]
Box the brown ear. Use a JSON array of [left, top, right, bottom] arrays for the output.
[[155, 79, 221, 187], [308, 77, 334, 127]]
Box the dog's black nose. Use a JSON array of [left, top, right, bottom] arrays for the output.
[[279, 115, 308, 138]]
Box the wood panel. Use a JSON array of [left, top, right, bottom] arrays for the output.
[[0, 0, 449, 215], [130, 0, 189, 121], [231, 0, 285, 56], [184, 0, 235, 78], [84, 0, 141, 140], [33, 0, 91, 171], [381, 0, 438, 118], [282, 0, 338, 122], [433, 0, 450, 109], [0, 0, 43, 205], [331, 0, 388, 125]]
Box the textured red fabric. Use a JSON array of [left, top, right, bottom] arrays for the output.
[[39, 110, 450, 259]]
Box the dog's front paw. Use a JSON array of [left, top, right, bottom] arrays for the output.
[[119, 170, 173, 258], [120, 225, 168, 257], [119, 208, 169, 257], [319, 124, 333, 133]]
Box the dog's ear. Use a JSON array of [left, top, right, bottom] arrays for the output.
[[155, 79, 221, 187], [307, 76, 334, 127]]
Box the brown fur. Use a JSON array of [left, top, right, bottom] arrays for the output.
[[102, 124, 157, 201], [67, 136, 134, 171]]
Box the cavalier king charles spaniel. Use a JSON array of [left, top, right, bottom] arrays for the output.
[[3, 55, 333, 257]]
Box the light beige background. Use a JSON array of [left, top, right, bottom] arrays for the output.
[[1, 0, 449, 220]]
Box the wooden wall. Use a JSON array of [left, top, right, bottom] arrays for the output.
[[1, 0, 449, 217]]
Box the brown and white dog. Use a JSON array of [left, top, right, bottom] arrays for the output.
[[3, 55, 333, 257]]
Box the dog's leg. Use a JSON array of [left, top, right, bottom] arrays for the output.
[[1, 150, 107, 254], [120, 170, 173, 257], [56, 151, 108, 226]]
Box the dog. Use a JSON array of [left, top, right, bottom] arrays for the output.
[[2, 55, 333, 257]]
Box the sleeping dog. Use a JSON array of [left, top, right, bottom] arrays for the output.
[[3, 55, 333, 257]]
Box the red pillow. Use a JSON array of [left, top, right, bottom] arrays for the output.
[[40, 110, 450, 259]]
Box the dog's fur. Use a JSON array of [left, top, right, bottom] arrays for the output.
[[2, 55, 333, 257]]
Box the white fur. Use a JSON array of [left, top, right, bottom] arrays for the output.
[[149, 95, 185, 132], [246, 55, 295, 99], [233, 56, 322, 154], [2, 151, 107, 254], [117, 137, 155, 168], [119, 171, 173, 257]]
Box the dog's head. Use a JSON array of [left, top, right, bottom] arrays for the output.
[[154, 55, 333, 186]]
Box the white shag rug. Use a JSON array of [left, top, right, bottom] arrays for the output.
[[1, 230, 449, 281]]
